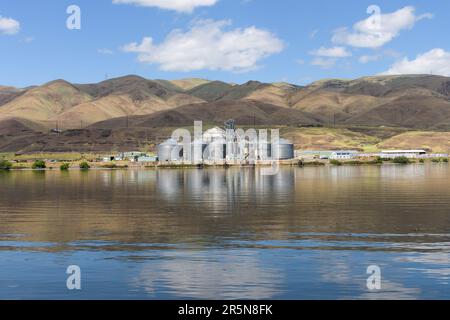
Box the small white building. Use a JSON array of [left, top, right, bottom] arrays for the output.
[[329, 151, 358, 160], [380, 150, 427, 159]]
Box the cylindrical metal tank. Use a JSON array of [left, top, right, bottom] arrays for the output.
[[257, 142, 272, 160], [272, 139, 294, 160], [191, 141, 207, 163], [158, 139, 183, 162], [205, 141, 226, 161]]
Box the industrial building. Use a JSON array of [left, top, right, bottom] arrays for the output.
[[329, 150, 359, 160], [157, 122, 295, 164], [380, 150, 427, 159]]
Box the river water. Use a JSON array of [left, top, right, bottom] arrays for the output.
[[1, 165, 450, 299]]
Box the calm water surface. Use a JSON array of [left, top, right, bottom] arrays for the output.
[[1, 165, 450, 299]]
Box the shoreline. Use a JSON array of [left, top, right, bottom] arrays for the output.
[[1, 158, 449, 172]]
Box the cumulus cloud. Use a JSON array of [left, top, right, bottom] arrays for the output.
[[382, 48, 450, 76], [310, 46, 352, 58], [0, 16, 20, 35], [332, 6, 432, 49], [112, 0, 218, 13], [122, 19, 284, 72], [359, 49, 401, 64]]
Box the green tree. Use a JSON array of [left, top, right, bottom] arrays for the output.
[[60, 163, 70, 171], [79, 161, 90, 170], [393, 157, 410, 164], [330, 159, 342, 166], [0, 159, 12, 171], [32, 160, 46, 169]]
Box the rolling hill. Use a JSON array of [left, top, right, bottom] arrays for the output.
[[1, 74, 450, 153]]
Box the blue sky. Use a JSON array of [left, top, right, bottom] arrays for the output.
[[1, 0, 449, 87]]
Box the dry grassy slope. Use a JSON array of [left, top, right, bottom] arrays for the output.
[[89, 100, 320, 129], [51, 93, 205, 128], [0, 87, 25, 106], [379, 131, 450, 153], [243, 83, 299, 108], [0, 76, 210, 129], [168, 78, 211, 91], [289, 75, 450, 129], [281, 127, 381, 151], [345, 94, 450, 129], [0, 80, 93, 122], [2, 74, 450, 146], [291, 91, 387, 122]]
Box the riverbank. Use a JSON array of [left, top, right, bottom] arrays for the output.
[[1, 157, 449, 171]]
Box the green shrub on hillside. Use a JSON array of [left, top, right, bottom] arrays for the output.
[[60, 163, 70, 171], [0, 159, 12, 171], [330, 159, 342, 166], [32, 160, 46, 169], [79, 162, 91, 170], [393, 157, 411, 164]]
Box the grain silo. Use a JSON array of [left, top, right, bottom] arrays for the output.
[[203, 127, 227, 161], [157, 139, 183, 162], [271, 139, 294, 160], [257, 141, 272, 160], [191, 140, 207, 163]]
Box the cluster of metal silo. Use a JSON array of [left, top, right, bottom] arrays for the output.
[[157, 128, 295, 163]]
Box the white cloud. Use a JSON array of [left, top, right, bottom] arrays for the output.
[[332, 6, 432, 49], [310, 46, 352, 58], [0, 16, 20, 35], [112, 0, 218, 13], [311, 58, 336, 69], [359, 49, 401, 64], [382, 48, 450, 76], [122, 19, 284, 72]]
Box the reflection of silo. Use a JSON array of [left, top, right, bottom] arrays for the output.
[[272, 139, 294, 160], [158, 139, 183, 162]]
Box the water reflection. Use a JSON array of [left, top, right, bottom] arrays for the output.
[[1, 165, 450, 299], [132, 250, 283, 300]]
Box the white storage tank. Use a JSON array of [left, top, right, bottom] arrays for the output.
[[157, 139, 183, 162]]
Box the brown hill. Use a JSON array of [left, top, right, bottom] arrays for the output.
[[2, 74, 450, 153], [0, 80, 92, 122], [90, 100, 320, 129]]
